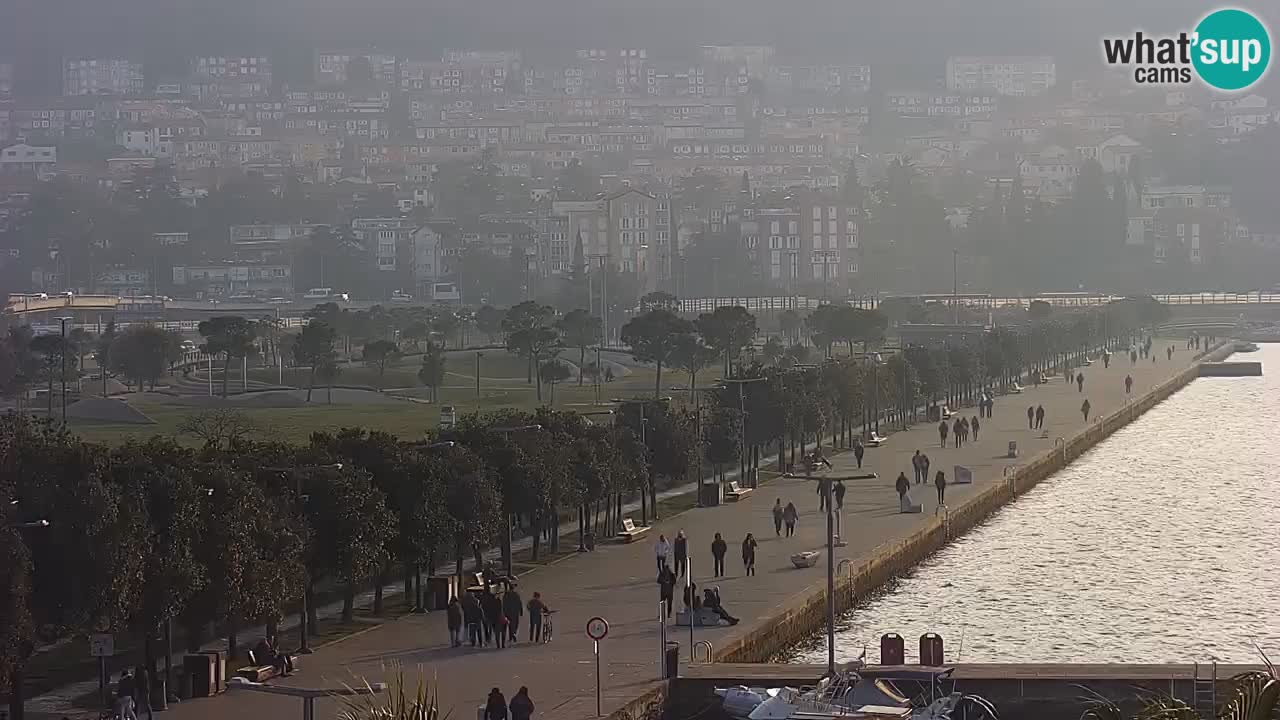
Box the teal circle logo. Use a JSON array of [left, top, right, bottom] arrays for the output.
[[1192, 8, 1271, 91]]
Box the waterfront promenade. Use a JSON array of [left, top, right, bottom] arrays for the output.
[[42, 342, 1200, 720]]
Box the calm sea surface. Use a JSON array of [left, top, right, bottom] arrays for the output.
[[786, 345, 1277, 664]]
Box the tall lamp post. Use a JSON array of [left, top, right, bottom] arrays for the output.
[[489, 425, 543, 575], [6, 499, 50, 720], [54, 316, 73, 427]]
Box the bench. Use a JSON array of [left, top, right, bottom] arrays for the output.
[[1009, 383, 1023, 394], [616, 517, 649, 543], [724, 481, 753, 501], [675, 607, 728, 627], [235, 651, 297, 683], [898, 493, 923, 514], [791, 550, 820, 568], [940, 406, 953, 419], [865, 432, 887, 447], [465, 571, 487, 593]]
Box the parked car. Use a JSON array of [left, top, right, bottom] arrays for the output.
[[268, 297, 291, 304], [391, 290, 413, 303]]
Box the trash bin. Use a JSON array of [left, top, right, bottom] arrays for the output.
[[1007, 440, 1018, 458], [699, 481, 722, 507], [880, 633, 905, 665], [184, 654, 217, 698], [919, 633, 945, 666], [664, 641, 681, 679]]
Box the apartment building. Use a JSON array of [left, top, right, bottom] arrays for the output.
[[64, 58, 144, 96], [1153, 207, 1228, 266], [946, 56, 1056, 96]]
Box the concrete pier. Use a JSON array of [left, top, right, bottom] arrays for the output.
[[1199, 361, 1262, 376]]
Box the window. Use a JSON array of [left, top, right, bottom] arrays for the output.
[[770, 221, 780, 234], [812, 221, 822, 234], [622, 232, 632, 244], [827, 206, 837, 218], [769, 235, 781, 249], [812, 235, 822, 249], [828, 220, 838, 234], [788, 221, 798, 234], [812, 207, 822, 219], [1185, 197, 1194, 207], [847, 262, 858, 273], [1177, 223, 1185, 237]]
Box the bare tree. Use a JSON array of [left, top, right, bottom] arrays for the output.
[[177, 409, 273, 450]]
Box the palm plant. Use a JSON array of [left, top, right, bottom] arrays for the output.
[[335, 665, 450, 720]]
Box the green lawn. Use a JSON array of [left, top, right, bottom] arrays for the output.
[[68, 361, 698, 446]]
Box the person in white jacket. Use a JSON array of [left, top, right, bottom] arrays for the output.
[[654, 534, 671, 572]]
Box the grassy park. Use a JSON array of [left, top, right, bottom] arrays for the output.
[[64, 348, 700, 445]]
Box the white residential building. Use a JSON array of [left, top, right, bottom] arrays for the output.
[[63, 58, 144, 96], [946, 56, 1056, 96]]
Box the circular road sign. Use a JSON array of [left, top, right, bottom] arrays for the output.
[[586, 616, 610, 640]]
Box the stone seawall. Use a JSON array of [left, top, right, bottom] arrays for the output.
[[714, 343, 1236, 664]]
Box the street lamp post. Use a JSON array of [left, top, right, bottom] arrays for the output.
[[490, 425, 543, 575], [55, 316, 73, 427], [265, 463, 344, 654]]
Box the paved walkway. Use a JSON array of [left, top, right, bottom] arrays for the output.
[[42, 342, 1202, 720]]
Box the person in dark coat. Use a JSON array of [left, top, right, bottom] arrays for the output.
[[1035, 405, 1045, 429], [509, 687, 534, 720], [1081, 398, 1091, 422], [481, 591, 503, 647], [1027, 405, 1035, 429], [462, 591, 484, 646], [783, 502, 798, 537], [772, 499, 784, 536], [920, 454, 931, 488], [502, 589, 523, 643], [673, 530, 688, 577], [971, 415, 980, 441], [134, 664, 152, 720], [710, 532, 728, 577], [833, 480, 846, 511], [895, 472, 910, 500], [526, 592, 546, 643], [934, 470, 947, 506], [938, 420, 949, 447], [485, 688, 508, 720], [1076, 372, 1085, 393], [683, 579, 701, 610], [657, 564, 677, 618], [446, 596, 463, 647], [853, 437, 865, 468], [741, 533, 758, 576]]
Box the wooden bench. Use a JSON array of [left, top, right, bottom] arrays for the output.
[[616, 517, 649, 543], [465, 571, 487, 593], [724, 480, 753, 502], [235, 651, 297, 682], [865, 432, 887, 447]]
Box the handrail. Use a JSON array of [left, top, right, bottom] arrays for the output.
[[693, 640, 714, 664]]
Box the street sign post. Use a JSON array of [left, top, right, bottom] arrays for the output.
[[586, 617, 609, 716], [90, 633, 115, 707]]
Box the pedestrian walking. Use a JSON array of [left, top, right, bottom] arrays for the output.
[[673, 529, 688, 576], [853, 437, 865, 468], [481, 590, 502, 647], [912, 450, 923, 484], [527, 592, 546, 643], [934, 470, 947, 506], [783, 501, 798, 537], [971, 415, 981, 441], [485, 688, 509, 720], [1167, 346, 1173, 361], [115, 670, 139, 720], [1125, 374, 1133, 394], [711, 532, 728, 577], [510, 687, 534, 720], [741, 533, 758, 576], [816, 476, 829, 511], [654, 534, 670, 573], [939, 420, 949, 448], [502, 587, 524, 643], [1035, 405, 1045, 430], [463, 591, 484, 647], [446, 596, 463, 647], [1027, 405, 1035, 429], [134, 665, 152, 720], [1076, 372, 1084, 393], [1103, 351, 1110, 369], [895, 471, 910, 502], [833, 479, 846, 510], [772, 499, 784, 536], [657, 564, 677, 618], [920, 453, 931, 486], [1131, 349, 1138, 365], [953, 418, 962, 448], [1081, 398, 1091, 422]]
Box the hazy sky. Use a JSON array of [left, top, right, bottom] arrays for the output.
[[2, 0, 1271, 91]]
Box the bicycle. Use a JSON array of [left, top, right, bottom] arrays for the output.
[[541, 609, 556, 644]]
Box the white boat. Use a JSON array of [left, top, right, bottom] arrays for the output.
[[1235, 341, 1260, 352]]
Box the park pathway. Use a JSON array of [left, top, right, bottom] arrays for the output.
[[41, 341, 1203, 720]]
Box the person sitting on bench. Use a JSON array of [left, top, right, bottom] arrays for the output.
[[683, 579, 702, 610], [254, 635, 292, 677], [702, 586, 739, 625]]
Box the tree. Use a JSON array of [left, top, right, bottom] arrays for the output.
[[539, 360, 572, 406], [671, 334, 718, 402], [363, 340, 401, 391], [178, 409, 269, 450], [417, 341, 447, 403], [556, 309, 599, 386], [1029, 300, 1053, 320], [503, 301, 559, 395], [108, 325, 180, 390], [198, 316, 258, 398], [302, 467, 393, 622], [29, 335, 77, 416], [554, 158, 597, 200], [761, 337, 784, 366], [778, 310, 802, 345], [620, 309, 693, 398], [696, 305, 758, 376], [316, 354, 342, 404], [293, 321, 337, 402], [639, 291, 678, 312], [474, 305, 505, 344]]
